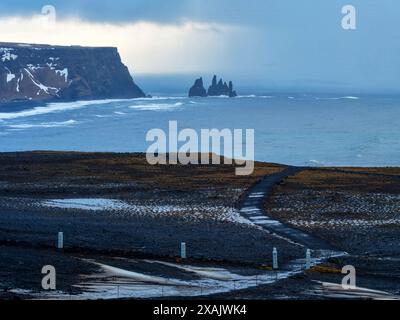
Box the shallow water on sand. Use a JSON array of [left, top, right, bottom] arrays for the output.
[[0, 94, 399, 166]]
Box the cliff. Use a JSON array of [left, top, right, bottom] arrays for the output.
[[0, 42, 145, 104], [188, 75, 237, 97]]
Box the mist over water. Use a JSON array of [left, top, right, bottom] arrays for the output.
[[0, 93, 399, 167]]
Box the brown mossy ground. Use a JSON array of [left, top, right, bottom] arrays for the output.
[[0, 151, 284, 192], [275, 168, 400, 194]]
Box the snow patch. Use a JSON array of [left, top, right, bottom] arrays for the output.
[[9, 251, 347, 300], [23, 68, 60, 96], [5, 67, 16, 83], [0, 48, 18, 62], [43, 198, 130, 211], [40, 198, 257, 226]]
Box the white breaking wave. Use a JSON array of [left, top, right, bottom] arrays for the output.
[[129, 102, 183, 111], [342, 96, 359, 100], [315, 96, 360, 101], [236, 95, 274, 99], [7, 120, 77, 129], [0, 96, 187, 121], [308, 159, 324, 165], [0, 99, 128, 120], [132, 96, 187, 101]]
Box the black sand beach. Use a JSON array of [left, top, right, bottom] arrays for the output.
[[0, 152, 399, 299]]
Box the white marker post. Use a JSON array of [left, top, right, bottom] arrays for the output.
[[181, 242, 186, 259], [272, 247, 278, 270], [306, 249, 311, 270], [57, 232, 64, 249]]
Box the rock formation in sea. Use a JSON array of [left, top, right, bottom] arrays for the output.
[[207, 75, 237, 97], [188, 75, 237, 97], [228, 81, 237, 98], [188, 77, 207, 97], [0, 42, 146, 104]]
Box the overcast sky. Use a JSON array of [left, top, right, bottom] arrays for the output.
[[0, 0, 399, 93]]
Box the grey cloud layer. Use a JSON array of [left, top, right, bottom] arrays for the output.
[[1, 0, 399, 93]]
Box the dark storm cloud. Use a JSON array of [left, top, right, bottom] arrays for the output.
[[1, 0, 400, 93]]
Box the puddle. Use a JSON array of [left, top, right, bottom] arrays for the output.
[[42, 198, 130, 211], [11, 250, 346, 300], [309, 281, 400, 300]]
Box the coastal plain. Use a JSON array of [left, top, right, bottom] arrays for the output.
[[0, 152, 399, 299]]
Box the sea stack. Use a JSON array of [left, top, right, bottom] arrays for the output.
[[188, 77, 207, 97], [188, 75, 237, 98], [207, 75, 237, 97], [0, 42, 146, 105]]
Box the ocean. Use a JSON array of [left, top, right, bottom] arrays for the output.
[[0, 93, 399, 167]]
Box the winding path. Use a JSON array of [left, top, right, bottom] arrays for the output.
[[240, 166, 333, 250]]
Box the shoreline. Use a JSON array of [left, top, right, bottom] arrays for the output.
[[0, 150, 399, 169]]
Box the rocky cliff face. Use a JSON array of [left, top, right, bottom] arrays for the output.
[[0, 42, 145, 104], [189, 75, 237, 97]]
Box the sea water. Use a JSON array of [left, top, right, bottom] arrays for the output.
[[0, 94, 399, 167]]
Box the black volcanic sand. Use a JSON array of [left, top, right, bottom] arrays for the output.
[[1, 152, 399, 299], [0, 246, 97, 299], [258, 168, 400, 298], [264, 168, 400, 260], [205, 256, 400, 300], [0, 200, 302, 297], [0, 203, 300, 265], [0, 152, 300, 298]]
